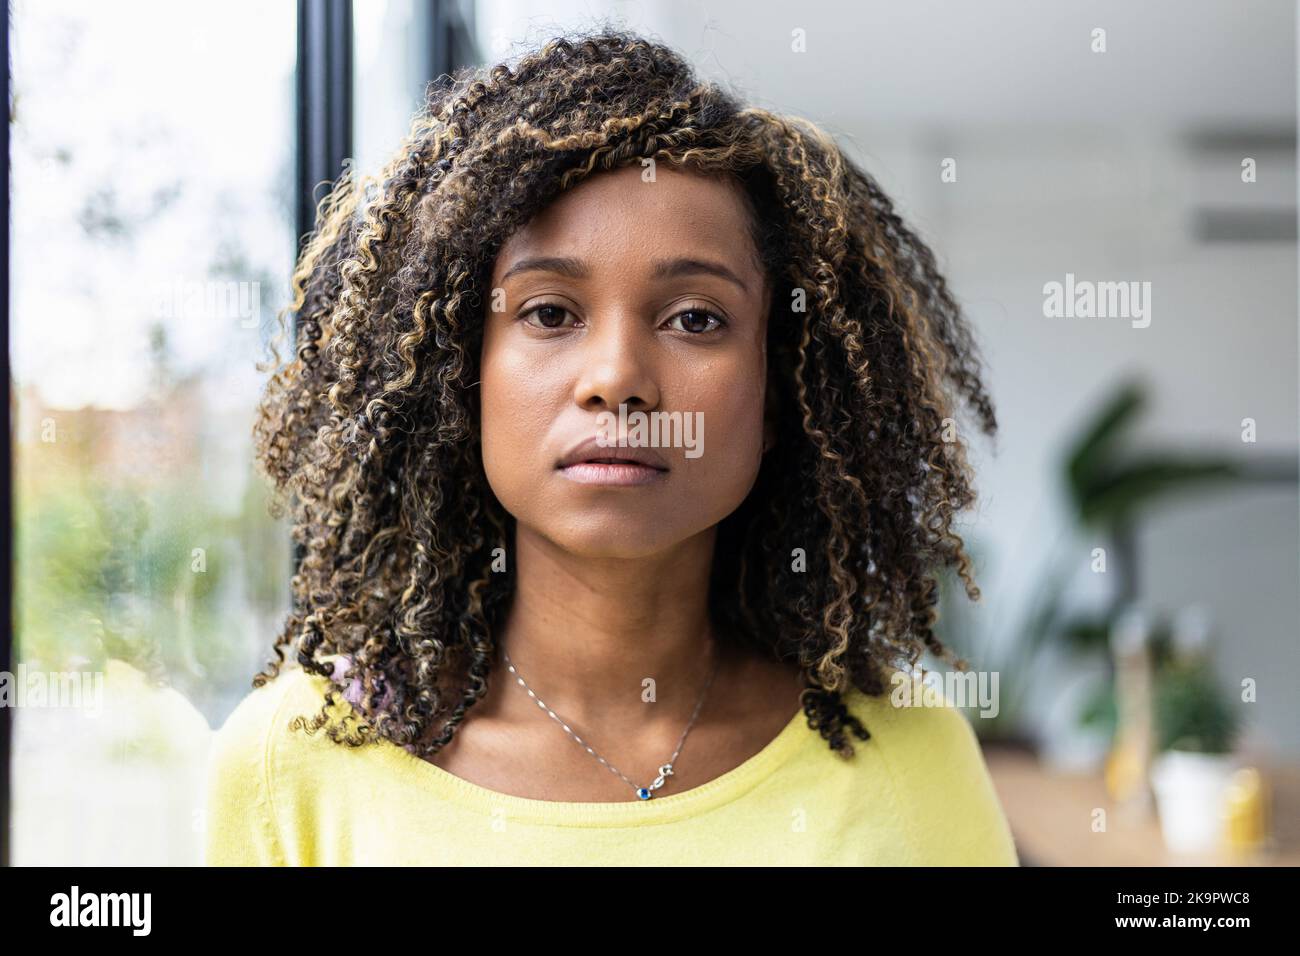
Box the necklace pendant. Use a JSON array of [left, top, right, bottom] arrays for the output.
[[642, 763, 674, 799]]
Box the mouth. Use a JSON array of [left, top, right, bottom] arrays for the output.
[[557, 460, 669, 486], [556, 436, 670, 486]]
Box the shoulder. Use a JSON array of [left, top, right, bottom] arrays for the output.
[[203, 663, 347, 866], [840, 670, 984, 751], [209, 664, 339, 764], [836, 671, 1020, 865]]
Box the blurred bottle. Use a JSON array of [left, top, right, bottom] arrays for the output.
[[1221, 767, 1270, 859], [1104, 606, 1155, 821]]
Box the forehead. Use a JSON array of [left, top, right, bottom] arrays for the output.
[[493, 165, 762, 278]]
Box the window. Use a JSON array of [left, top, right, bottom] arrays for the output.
[[9, 0, 297, 865], [6, 0, 479, 867]]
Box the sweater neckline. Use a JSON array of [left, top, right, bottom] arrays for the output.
[[347, 681, 817, 827]]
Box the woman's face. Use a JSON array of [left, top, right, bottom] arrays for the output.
[[480, 164, 771, 558]]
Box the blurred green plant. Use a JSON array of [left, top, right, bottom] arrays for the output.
[[1024, 377, 1241, 655], [14, 435, 290, 721], [1152, 660, 1241, 754], [937, 376, 1256, 739]]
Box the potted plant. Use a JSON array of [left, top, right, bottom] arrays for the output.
[[1148, 660, 1241, 854], [936, 379, 1245, 745]]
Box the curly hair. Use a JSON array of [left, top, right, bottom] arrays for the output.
[[251, 28, 998, 761]]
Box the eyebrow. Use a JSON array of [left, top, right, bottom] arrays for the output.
[[499, 255, 751, 295]]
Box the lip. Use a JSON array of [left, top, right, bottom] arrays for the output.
[[556, 435, 670, 471], [556, 434, 670, 486], [558, 462, 668, 486]]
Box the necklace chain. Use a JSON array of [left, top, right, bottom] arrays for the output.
[[501, 637, 720, 800]]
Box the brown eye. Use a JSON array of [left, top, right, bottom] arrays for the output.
[[524, 304, 575, 329], [668, 309, 725, 333]]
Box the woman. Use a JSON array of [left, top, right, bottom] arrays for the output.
[[204, 29, 1017, 866]]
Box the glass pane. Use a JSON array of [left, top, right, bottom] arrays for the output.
[[9, 0, 297, 865], [352, 0, 435, 183]]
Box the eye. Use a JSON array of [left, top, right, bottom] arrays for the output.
[[521, 303, 579, 329], [666, 308, 727, 334]]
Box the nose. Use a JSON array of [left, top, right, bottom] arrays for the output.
[[572, 313, 660, 413]]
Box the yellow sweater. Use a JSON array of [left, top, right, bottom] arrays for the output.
[[203, 664, 1019, 866]]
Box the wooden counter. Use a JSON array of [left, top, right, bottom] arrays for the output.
[[982, 744, 1300, 866]]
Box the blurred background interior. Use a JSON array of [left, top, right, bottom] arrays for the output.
[[6, 0, 1298, 865]]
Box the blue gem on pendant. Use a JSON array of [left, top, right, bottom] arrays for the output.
[[637, 787, 652, 800]]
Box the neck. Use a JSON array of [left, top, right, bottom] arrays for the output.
[[490, 523, 728, 734]]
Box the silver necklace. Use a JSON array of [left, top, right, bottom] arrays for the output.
[[501, 639, 721, 800]]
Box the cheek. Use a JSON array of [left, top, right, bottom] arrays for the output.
[[478, 337, 555, 509], [676, 352, 767, 506]]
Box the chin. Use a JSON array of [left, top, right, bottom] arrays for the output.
[[542, 514, 696, 560]]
